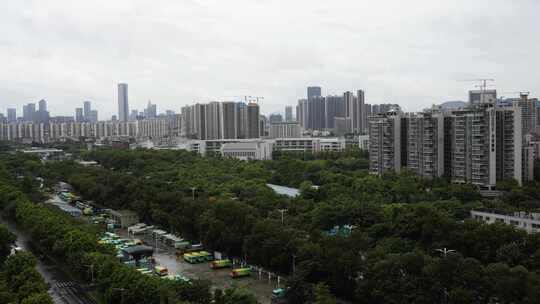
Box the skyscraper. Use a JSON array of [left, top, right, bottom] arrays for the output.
[[285, 106, 293, 122], [118, 83, 129, 122], [7, 108, 16, 123], [307, 86, 322, 100], [83, 101, 92, 119]]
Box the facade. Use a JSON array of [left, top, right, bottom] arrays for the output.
[[406, 112, 446, 178], [118, 83, 129, 122], [83, 101, 92, 118], [285, 106, 293, 122], [307, 86, 322, 100], [325, 95, 345, 130], [23, 103, 36, 122], [0, 118, 181, 143], [221, 141, 273, 160], [273, 137, 345, 153], [182, 101, 261, 140], [368, 97, 532, 188], [368, 112, 405, 175], [269, 122, 301, 138], [246, 102, 260, 139], [359, 135, 369, 150], [334, 117, 352, 136], [344, 90, 366, 134], [220, 102, 239, 139], [471, 210, 540, 234], [75, 108, 84, 122], [7, 108, 16, 123], [469, 90, 497, 105]]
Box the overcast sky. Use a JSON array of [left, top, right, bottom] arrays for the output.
[[1, 0, 539, 118]]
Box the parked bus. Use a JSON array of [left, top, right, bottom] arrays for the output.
[[230, 268, 251, 278], [154, 266, 168, 277], [210, 259, 232, 269]]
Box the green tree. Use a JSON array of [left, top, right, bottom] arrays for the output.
[[314, 283, 337, 304]]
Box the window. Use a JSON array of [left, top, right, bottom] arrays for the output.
[[510, 220, 519, 226]]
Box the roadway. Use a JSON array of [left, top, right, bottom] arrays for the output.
[[0, 217, 97, 304]]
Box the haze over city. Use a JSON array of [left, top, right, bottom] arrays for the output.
[[1, 0, 540, 117]]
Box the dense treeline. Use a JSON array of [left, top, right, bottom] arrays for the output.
[[8, 147, 540, 303], [0, 153, 258, 304], [0, 224, 53, 304]]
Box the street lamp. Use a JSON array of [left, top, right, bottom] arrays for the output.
[[435, 248, 456, 304], [292, 254, 297, 274], [112, 287, 127, 304], [277, 209, 287, 225], [190, 187, 197, 200], [435, 248, 456, 258], [84, 264, 94, 283]]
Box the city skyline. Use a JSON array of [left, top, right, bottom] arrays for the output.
[[1, 1, 540, 118]]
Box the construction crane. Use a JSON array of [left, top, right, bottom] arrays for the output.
[[500, 91, 530, 97], [462, 78, 495, 92]]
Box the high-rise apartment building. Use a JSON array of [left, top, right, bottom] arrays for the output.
[[324, 95, 345, 130], [368, 97, 531, 188], [7, 108, 16, 123], [118, 83, 129, 122], [38, 99, 47, 112], [220, 102, 239, 139], [88, 110, 98, 123], [75, 108, 84, 122], [344, 90, 366, 134], [285, 106, 293, 122], [23, 103, 35, 122], [369, 111, 406, 175], [307, 86, 322, 100], [269, 113, 283, 124], [406, 112, 446, 178], [205, 102, 222, 140], [146, 101, 157, 119], [246, 102, 260, 139]]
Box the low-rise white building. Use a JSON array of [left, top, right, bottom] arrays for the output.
[[221, 141, 273, 160], [471, 209, 540, 234], [274, 137, 345, 153]]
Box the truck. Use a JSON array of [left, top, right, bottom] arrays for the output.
[[230, 268, 251, 278]]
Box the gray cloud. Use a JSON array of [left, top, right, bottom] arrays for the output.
[[1, 0, 539, 118]]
